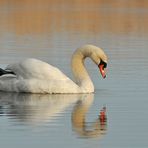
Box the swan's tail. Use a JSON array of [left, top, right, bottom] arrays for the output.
[[0, 68, 15, 76]]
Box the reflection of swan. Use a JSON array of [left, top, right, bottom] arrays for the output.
[[0, 45, 107, 93], [0, 92, 84, 124], [72, 94, 107, 138], [0, 92, 107, 138]]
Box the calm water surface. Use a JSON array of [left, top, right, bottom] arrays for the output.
[[0, 0, 148, 147]]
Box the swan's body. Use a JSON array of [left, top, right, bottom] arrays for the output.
[[0, 45, 107, 93]]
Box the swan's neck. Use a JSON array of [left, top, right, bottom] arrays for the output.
[[71, 49, 94, 93]]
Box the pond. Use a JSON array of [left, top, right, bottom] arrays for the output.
[[0, 0, 148, 147]]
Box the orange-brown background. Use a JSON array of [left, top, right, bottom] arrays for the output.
[[0, 0, 147, 35]]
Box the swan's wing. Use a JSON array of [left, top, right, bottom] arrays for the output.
[[6, 58, 70, 81]]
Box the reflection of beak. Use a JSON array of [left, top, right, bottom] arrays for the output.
[[98, 64, 106, 79]]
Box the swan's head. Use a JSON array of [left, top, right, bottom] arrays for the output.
[[80, 44, 108, 78]]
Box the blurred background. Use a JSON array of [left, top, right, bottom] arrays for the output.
[[0, 0, 148, 62]]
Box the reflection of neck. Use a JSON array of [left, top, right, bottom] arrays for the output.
[[71, 49, 94, 93], [72, 94, 94, 128], [72, 96, 92, 127], [71, 94, 107, 138]]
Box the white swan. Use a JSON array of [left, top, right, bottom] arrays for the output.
[[0, 44, 107, 93]]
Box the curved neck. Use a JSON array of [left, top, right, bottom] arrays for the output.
[[71, 49, 94, 93]]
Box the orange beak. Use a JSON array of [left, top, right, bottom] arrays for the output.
[[98, 64, 106, 79]]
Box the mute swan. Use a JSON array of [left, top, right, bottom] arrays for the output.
[[0, 44, 107, 93]]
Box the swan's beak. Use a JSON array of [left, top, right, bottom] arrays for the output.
[[98, 64, 106, 79]]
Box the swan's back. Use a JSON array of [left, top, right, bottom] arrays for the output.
[[6, 58, 69, 80]]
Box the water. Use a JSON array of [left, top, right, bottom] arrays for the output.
[[0, 0, 148, 147]]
